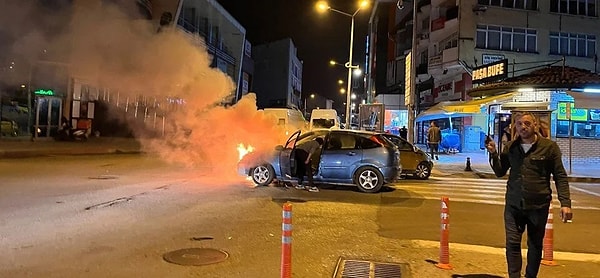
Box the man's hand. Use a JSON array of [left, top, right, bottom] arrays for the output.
[[485, 139, 497, 154], [560, 207, 573, 223], [305, 159, 310, 165]]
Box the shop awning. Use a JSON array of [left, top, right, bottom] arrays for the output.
[[416, 101, 475, 122], [416, 93, 515, 122], [442, 92, 516, 113], [568, 91, 600, 109]]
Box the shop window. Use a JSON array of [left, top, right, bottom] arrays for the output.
[[557, 121, 600, 138]]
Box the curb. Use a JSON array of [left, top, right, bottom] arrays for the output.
[[0, 149, 143, 159]]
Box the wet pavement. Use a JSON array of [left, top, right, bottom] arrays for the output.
[[2, 136, 599, 277]]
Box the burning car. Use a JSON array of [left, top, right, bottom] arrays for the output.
[[238, 129, 401, 193]]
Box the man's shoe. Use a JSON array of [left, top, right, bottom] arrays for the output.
[[295, 184, 306, 190], [435, 155, 439, 160], [308, 186, 319, 192]]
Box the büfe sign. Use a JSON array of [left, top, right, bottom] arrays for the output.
[[472, 59, 508, 84]]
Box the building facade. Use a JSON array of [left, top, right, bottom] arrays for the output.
[[368, 0, 600, 152], [252, 38, 303, 110]]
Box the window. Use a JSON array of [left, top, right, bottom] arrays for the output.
[[476, 24, 537, 52], [478, 0, 538, 10], [550, 0, 597, 16], [549, 32, 596, 57]]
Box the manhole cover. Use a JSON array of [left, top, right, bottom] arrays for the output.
[[333, 258, 405, 278], [163, 248, 229, 266]]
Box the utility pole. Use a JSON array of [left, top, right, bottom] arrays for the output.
[[407, 0, 418, 144]]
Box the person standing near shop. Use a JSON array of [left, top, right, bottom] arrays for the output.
[[427, 121, 441, 160], [486, 112, 572, 278]]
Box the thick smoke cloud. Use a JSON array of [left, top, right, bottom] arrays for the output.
[[1, 0, 289, 179]]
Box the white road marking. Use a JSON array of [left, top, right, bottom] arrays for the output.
[[412, 240, 600, 262], [395, 178, 600, 210]]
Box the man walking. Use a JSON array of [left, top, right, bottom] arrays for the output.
[[294, 137, 324, 192], [486, 112, 572, 278], [427, 121, 441, 160]]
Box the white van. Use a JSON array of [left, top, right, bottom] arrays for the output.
[[309, 109, 341, 130], [262, 108, 308, 135]]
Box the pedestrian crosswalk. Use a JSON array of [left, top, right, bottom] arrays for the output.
[[393, 177, 600, 210]]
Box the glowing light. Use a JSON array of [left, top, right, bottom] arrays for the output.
[[237, 143, 254, 161]]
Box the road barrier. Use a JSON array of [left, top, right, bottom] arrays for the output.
[[435, 196, 453, 270], [464, 157, 472, 171], [541, 205, 558, 266], [281, 202, 293, 278]]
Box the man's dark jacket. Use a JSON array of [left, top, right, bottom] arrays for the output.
[[489, 135, 571, 210]]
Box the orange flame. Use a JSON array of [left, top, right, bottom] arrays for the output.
[[237, 143, 255, 161]]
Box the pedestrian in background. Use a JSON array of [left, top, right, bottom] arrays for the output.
[[294, 137, 324, 192], [486, 111, 572, 278], [427, 121, 441, 160], [399, 126, 408, 140]]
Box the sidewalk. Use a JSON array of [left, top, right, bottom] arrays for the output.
[[1, 136, 599, 183], [0, 136, 143, 158]]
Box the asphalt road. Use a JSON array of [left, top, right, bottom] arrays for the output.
[[1, 154, 599, 278]]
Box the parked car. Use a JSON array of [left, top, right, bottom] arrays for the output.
[[380, 133, 433, 180], [1, 117, 19, 137], [238, 129, 401, 193]]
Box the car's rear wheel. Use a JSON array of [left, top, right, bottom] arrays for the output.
[[354, 166, 384, 193], [414, 162, 431, 180], [251, 164, 275, 186]]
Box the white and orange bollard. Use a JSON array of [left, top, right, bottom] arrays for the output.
[[541, 204, 558, 266], [280, 202, 293, 278], [435, 196, 453, 270]]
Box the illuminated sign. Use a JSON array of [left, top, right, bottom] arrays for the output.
[[34, 89, 55, 96], [558, 102, 588, 121], [472, 59, 508, 84], [405, 52, 412, 105]]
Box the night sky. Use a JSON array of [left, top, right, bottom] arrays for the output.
[[215, 0, 371, 110]]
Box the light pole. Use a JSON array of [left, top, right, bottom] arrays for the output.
[[317, 0, 369, 127]]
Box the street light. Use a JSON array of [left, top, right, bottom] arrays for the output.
[[304, 93, 316, 115], [317, 0, 370, 127]]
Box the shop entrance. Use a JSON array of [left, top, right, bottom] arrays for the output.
[[34, 96, 62, 138]]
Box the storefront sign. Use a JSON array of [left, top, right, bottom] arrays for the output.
[[472, 59, 508, 84], [482, 54, 505, 65], [34, 89, 54, 96], [558, 102, 588, 121], [405, 52, 412, 105], [513, 91, 550, 102]]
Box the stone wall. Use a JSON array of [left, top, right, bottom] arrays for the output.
[[556, 137, 600, 164]]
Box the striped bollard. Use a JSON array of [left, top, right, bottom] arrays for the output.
[[541, 204, 558, 266], [435, 196, 453, 270], [281, 202, 293, 278]]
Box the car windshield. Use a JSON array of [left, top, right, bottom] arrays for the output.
[[312, 119, 335, 128]]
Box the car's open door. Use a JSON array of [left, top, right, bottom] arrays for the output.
[[279, 130, 302, 179]]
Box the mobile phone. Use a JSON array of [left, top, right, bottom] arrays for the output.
[[485, 135, 492, 144], [562, 212, 573, 223]]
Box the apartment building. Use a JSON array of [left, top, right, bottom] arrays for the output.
[[368, 0, 600, 152], [252, 38, 303, 110]]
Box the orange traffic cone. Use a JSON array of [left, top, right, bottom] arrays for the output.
[[435, 196, 453, 270], [541, 204, 558, 266]]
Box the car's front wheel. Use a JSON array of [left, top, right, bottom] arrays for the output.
[[414, 162, 431, 180], [354, 166, 384, 193], [250, 164, 275, 186]]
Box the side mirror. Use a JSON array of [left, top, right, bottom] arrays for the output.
[[413, 146, 419, 153]]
